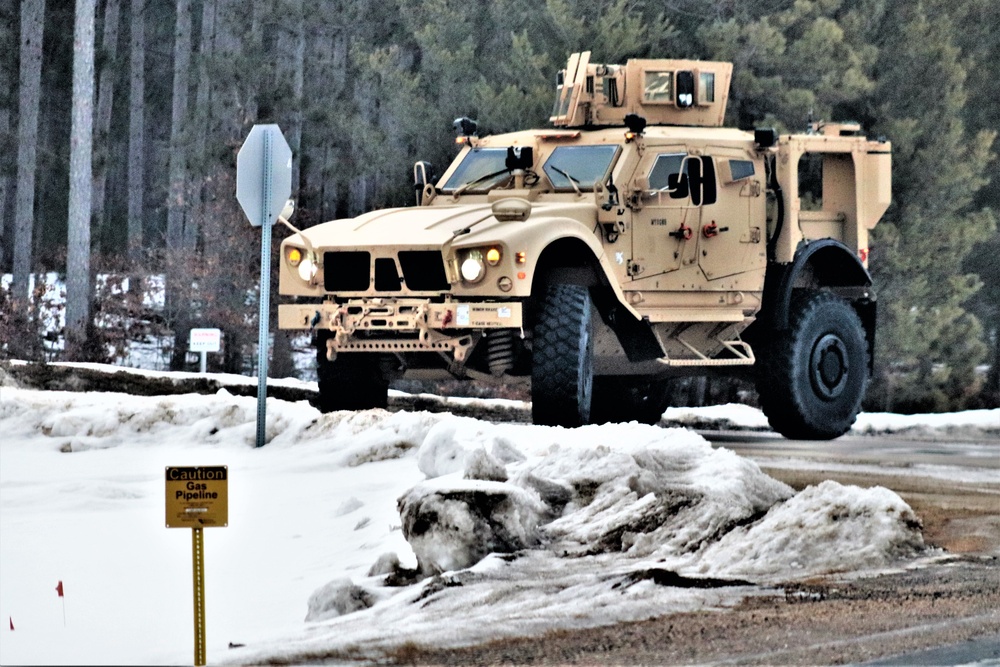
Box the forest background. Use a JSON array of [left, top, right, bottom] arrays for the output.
[[0, 0, 997, 413]]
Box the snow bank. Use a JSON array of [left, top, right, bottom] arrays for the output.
[[388, 419, 923, 583], [0, 385, 936, 666], [694, 481, 925, 578]]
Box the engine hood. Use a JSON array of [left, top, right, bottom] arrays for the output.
[[299, 201, 599, 249]]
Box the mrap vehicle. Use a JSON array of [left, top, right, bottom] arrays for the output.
[[276, 51, 891, 439]]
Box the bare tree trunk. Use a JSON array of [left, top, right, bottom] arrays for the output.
[[269, 0, 305, 379], [66, 0, 97, 356], [165, 0, 191, 254], [91, 0, 121, 247], [988, 321, 1000, 402], [12, 0, 45, 305], [241, 3, 265, 126], [166, 0, 192, 370], [289, 0, 304, 197], [127, 0, 146, 263], [0, 0, 14, 269], [184, 0, 216, 252]]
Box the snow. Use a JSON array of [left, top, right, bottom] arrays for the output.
[[0, 371, 996, 665]]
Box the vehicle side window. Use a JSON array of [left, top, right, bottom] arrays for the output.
[[647, 153, 716, 205], [648, 153, 686, 190]]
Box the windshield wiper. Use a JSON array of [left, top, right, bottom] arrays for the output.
[[548, 164, 582, 196], [452, 167, 511, 197]]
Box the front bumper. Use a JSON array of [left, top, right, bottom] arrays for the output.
[[277, 298, 523, 361]]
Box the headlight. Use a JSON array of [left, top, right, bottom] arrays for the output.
[[286, 246, 317, 282], [297, 255, 317, 282], [460, 252, 486, 283]]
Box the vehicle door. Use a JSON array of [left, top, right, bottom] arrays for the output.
[[628, 147, 705, 283], [696, 147, 766, 283]]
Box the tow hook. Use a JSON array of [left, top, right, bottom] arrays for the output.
[[702, 222, 729, 238], [669, 223, 694, 241]]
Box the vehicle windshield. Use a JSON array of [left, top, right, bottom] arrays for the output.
[[442, 148, 510, 192], [543, 145, 619, 190]]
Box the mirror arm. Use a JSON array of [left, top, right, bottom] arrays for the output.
[[276, 212, 318, 261]]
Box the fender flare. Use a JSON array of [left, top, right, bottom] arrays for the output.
[[531, 235, 664, 363], [757, 238, 876, 371]]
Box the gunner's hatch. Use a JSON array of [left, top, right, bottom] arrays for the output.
[[550, 52, 733, 129]]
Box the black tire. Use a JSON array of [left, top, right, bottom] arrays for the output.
[[591, 376, 670, 425], [314, 345, 389, 413], [756, 290, 869, 440], [531, 284, 594, 427]]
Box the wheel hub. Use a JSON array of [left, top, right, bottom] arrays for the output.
[[810, 334, 849, 400]]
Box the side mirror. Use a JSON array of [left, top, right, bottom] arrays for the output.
[[667, 173, 689, 199], [505, 146, 534, 171], [413, 161, 436, 205]]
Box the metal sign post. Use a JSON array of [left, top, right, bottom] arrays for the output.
[[236, 125, 292, 447], [166, 465, 229, 666]]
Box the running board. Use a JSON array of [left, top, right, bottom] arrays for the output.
[[657, 337, 756, 367]]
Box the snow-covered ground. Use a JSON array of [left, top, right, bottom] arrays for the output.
[[0, 370, 997, 666]]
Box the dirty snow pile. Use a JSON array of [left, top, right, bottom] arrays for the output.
[[0, 385, 928, 666]]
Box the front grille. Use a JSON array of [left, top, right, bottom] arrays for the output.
[[324, 251, 370, 291], [374, 258, 402, 291], [323, 250, 450, 293], [399, 251, 449, 291]]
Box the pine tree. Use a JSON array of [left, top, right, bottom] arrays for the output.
[[865, 0, 996, 411]]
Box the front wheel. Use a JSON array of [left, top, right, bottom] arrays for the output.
[[756, 291, 869, 440], [531, 284, 594, 427]]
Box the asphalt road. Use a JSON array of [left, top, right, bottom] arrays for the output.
[[708, 430, 1000, 667]]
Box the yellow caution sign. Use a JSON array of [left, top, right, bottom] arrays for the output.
[[165, 466, 228, 528], [166, 466, 228, 666]]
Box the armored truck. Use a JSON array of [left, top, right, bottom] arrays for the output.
[[277, 51, 891, 439]]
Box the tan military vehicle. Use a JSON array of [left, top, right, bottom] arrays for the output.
[[277, 51, 891, 439]]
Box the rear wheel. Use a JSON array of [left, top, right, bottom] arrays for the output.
[[314, 339, 389, 412], [531, 284, 594, 427], [756, 291, 869, 440]]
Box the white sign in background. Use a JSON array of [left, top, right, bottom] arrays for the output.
[[189, 328, 222, 353]]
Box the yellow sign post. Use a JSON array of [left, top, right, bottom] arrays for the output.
[[166, 466, 228, 667]]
